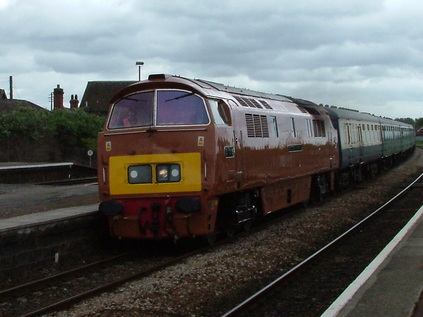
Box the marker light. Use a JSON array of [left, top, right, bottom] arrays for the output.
[[157, 164, 181, 182]]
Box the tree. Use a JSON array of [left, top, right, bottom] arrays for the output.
[[0, 107, 52, 161], [395, 117, 415, 126], [415, 117, 423, 129]]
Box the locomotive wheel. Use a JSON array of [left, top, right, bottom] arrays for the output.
[[225, 226, 236, 238], [203, 232, 218, 245], [242, 219, 253, 231]]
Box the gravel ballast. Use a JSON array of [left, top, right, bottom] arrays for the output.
[[49, 149, 423, 317]]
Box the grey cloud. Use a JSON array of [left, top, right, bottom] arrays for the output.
[[1, 0, 423, 118]]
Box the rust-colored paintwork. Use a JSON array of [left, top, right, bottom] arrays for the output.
[[97, 75, 339, 240]]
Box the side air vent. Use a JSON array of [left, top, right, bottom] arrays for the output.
[[246, 113, 255, 137], [245, 114, 269, 138]]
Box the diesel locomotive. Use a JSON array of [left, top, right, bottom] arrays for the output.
[[97, 74, 415, 242]]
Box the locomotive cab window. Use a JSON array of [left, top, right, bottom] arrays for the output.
[[108, 91, 154, 129], [157, 90, 209, 126], [108, 90, 209, 129]]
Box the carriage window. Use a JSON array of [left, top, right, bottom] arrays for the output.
[[157, 90, 209, 125], [108, 91, 154, 129]]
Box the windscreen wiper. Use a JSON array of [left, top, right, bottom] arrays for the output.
[[165, 92, 194, 102]]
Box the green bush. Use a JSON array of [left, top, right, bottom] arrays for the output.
[[0, 107, 105, 162]]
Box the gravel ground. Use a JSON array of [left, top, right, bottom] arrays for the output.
[[45, 149, 423, 317]]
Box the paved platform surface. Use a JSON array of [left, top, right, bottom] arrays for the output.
[[0, 203, 99, 233], [0, 182, 99, 219], [322, 205, 423, 317]]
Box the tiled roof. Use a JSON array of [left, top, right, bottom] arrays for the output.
[[79, 81, 136, 116], [0, 99, 46, 113], [0, 89, 7, 99]]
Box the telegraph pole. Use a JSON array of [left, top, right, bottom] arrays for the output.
[[9, 76, 13, 99]]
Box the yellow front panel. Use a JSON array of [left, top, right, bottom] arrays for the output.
[[109, 152, 202, 195]]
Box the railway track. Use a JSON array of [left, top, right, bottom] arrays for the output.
[[1, 168, 421, 316], [0, 203, 309, 316], [0, 200, 296, 316], [0, 242, 210, 317], [221, 172, 423, 316]]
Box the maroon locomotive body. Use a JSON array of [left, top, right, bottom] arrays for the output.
[[98, 74, 339, 241]]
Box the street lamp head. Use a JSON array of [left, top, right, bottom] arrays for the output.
[[136, 61, 144, 66]]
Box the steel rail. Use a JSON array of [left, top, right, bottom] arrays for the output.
[[16, 245, 213, 317], [0, 251, 134, 299], [221, 172, 423, 317]]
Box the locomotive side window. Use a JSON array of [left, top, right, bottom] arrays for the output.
[[108, 91, 154, 129], [313, 120, 326, 137], [209, 100, 232, 125], [291, 117, 297, 137], [269, 116, 279, 137], [157, 90, 209, 126], [218, 101, 231, 125], [306, 119, 313, 137]]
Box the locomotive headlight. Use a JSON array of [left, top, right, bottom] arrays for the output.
[[157, 164, 181, 182], [128, 165, 152, 184]]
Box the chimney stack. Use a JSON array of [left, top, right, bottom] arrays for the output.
[[70, 94, 79, 110], [53, 84, 64, 110]]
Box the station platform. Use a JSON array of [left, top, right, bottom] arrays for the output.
[[0, 162, 97, 184], [0, 179, 103, 272], [322, 205, 423, 317], [0, 203, 99, 233], [0, 201, 104, 272]]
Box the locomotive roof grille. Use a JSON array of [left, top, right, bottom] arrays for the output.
[[234, 96, 273, 110], [259, 100, 273, 109], [303, 107, 321, 115], [250, 99, 263, 109], [296, 105, 308, 113]]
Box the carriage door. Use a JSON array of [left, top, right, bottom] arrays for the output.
[[357, 123, 364, 159]]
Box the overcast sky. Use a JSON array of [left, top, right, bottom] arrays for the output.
[[1, 0, 423, 119]]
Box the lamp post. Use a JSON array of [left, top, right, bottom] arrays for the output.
[[136, 61, 144, 81]]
